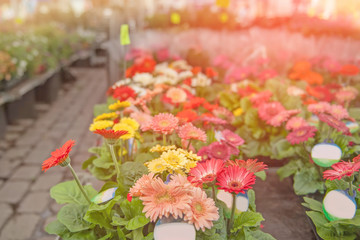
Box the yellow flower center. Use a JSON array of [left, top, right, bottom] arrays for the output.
[[159, 120, 170, 127]]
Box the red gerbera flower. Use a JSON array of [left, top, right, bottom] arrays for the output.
[[42, 140, 75, 172], [208, 142, 231, 160], [184, 97, 206, 109], [112, 86, 137, 101], [216, 165, 256, 194], [188, 159, 225, 187], [205, 67, 218, 78], [317, 113, 350, 135], [94, 129, 128, 140], [286, 126, 317, 145], [323, 161, 360, 180], [227, 159, 268, 173], [353, 154, 360, 163], [176, 109, 198, 122]]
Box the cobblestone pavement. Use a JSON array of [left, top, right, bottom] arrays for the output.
[[0, 67, 107, 240]]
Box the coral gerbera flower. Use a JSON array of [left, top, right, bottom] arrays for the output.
[[285, 117, 309, 131], [185, 187, 219, 231], [201, 116, 227, 125], [208, 142, 231, 160], [221, 129, 244, 147], [258, 102, 285, 123], [286, 126, 317, 145], [108, 100, 131, 111], [267, 111, 292, 127], [317, 113, 350, 135], [93, 129, 128, 140], [227, 159, 267, 173], [150, 113, 179, 135], [216, 165, 256, 194], [130, 111, 153, 130], [89, 120, 114, 132], [307, 102, 331, 114], [140, 178, 191, 222], [328, 105, 350, 120], [129, 173, 156, 197], [323, 161, 360, 180], [178, 123, 207, 142], [42, 140, 75, 172], [188, 159, 225, 187], [94, 112, 118, 122]]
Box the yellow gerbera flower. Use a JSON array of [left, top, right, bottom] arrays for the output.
[[150, 145, 177, 153], [233, 108, 243, 117], [146, 158, 167, 174], [184, 160, 197, 172], [120, 117, 140, 131], [109, 100, 131, 111], [160, 150, 188, 171], [178, 149, 201, 161], [113, 123, 135, 140], [94, 112, 118, 122], [89, 120, 113, 132]]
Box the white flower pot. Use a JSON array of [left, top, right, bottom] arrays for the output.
[[311, 143, 342, 167], [323, 189, 357, 221], [154, 217, 196, 240]]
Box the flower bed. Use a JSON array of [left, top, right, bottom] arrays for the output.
[[41, 47, 360, 239]]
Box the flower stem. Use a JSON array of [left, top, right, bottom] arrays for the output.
[[67, 163, 91, 204], [228, 193, 236, 234], [163, 134, 167, 146], [349, 175, 354, 196], [186, 139, 192, 151], [108, 143, 121, 183], [211, 185, 216, 202]]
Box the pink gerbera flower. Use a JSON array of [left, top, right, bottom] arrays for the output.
[[227, 159, 268, 173], [197, 146, 211, 161], [150, 113, 179, 135], [178, 123, 207, 142], [317, 113, 350, 135], [221, 129, 245, 147], [140, 177, 191, 222], [267, 111, 291, 127], [184, 187, 219, 231], [307, 102, 331, 114], [165, 87, 187, 104], [201, 116, 228, 125], [286, 117, 309, 131], [212, 107, 234, 123], [208, 142, 231, 160], [286, 126, 317, 145], [130, 111, 153, 131], [188, 159, 225, 187], [323, 161, 360, 180], [216, 165, 256, 194], [328, 105, 350, 120], [258, 102, 285, 123], [250, 90, 272, 107]]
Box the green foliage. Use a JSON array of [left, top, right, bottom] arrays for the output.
[[94, 104, 111, 117], [293, 166, 324, 195], [120, 162, 148, 190], [58, 204, 92, 232], [219, 91, 240, 110], [277, 159, 303, 181], [50, 180, 97, 205]]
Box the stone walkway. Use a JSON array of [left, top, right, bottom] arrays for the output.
[[0, 67, 107, 240]]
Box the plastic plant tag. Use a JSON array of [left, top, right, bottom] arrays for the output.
[[216, 0, 230, 8], [346, 121, 359, 133], [171, 13, 181, 25], [217, 189, 249, 218], [323, 189, 356, 221], [120, 24, 131, 45], [154, 217, 196, 240], [311, 143, 342, 167], [91, 187, 117, 204]]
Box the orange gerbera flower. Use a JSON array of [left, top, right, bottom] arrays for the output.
[[93, 129, 128, 140], [339, 64, 359, 76], [42, 140, 75, 172]]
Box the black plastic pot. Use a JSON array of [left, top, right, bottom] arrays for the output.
[[5, 89, 37, 124], [35, 71, 61, 103], [0, 105, 7, 139]]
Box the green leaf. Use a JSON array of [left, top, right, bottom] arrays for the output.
[[132, 228, 144, 240], [94, 103, 110, 117], [231, 211, 264, 232], [247, 189, 256, 212], [50, 181, 98, 205], [120, 162, 148, 189], [57, 204, 91, 232], [302, 197, 323, 212], [255, 171, 266, 181], [244, 229, 276, 240], [126, 215, 150, 230], [82, 156, 96, 170], [325, 179, 349, 193], [293, 167, 324, 195], [93, 155, 114, 169], [98, 233, 113, 240], [144, 232, 154, 240], [272, 138, 295, 159], [45, 220, 69, 236], [66, 230, 98, 240], [349, 107, 360, 120], [117, 227, 126, 240], [120, 198, 144, 220], [112, 215, 128, 226], [134, 153, 156, 163], [277, 160, 301, 181]]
